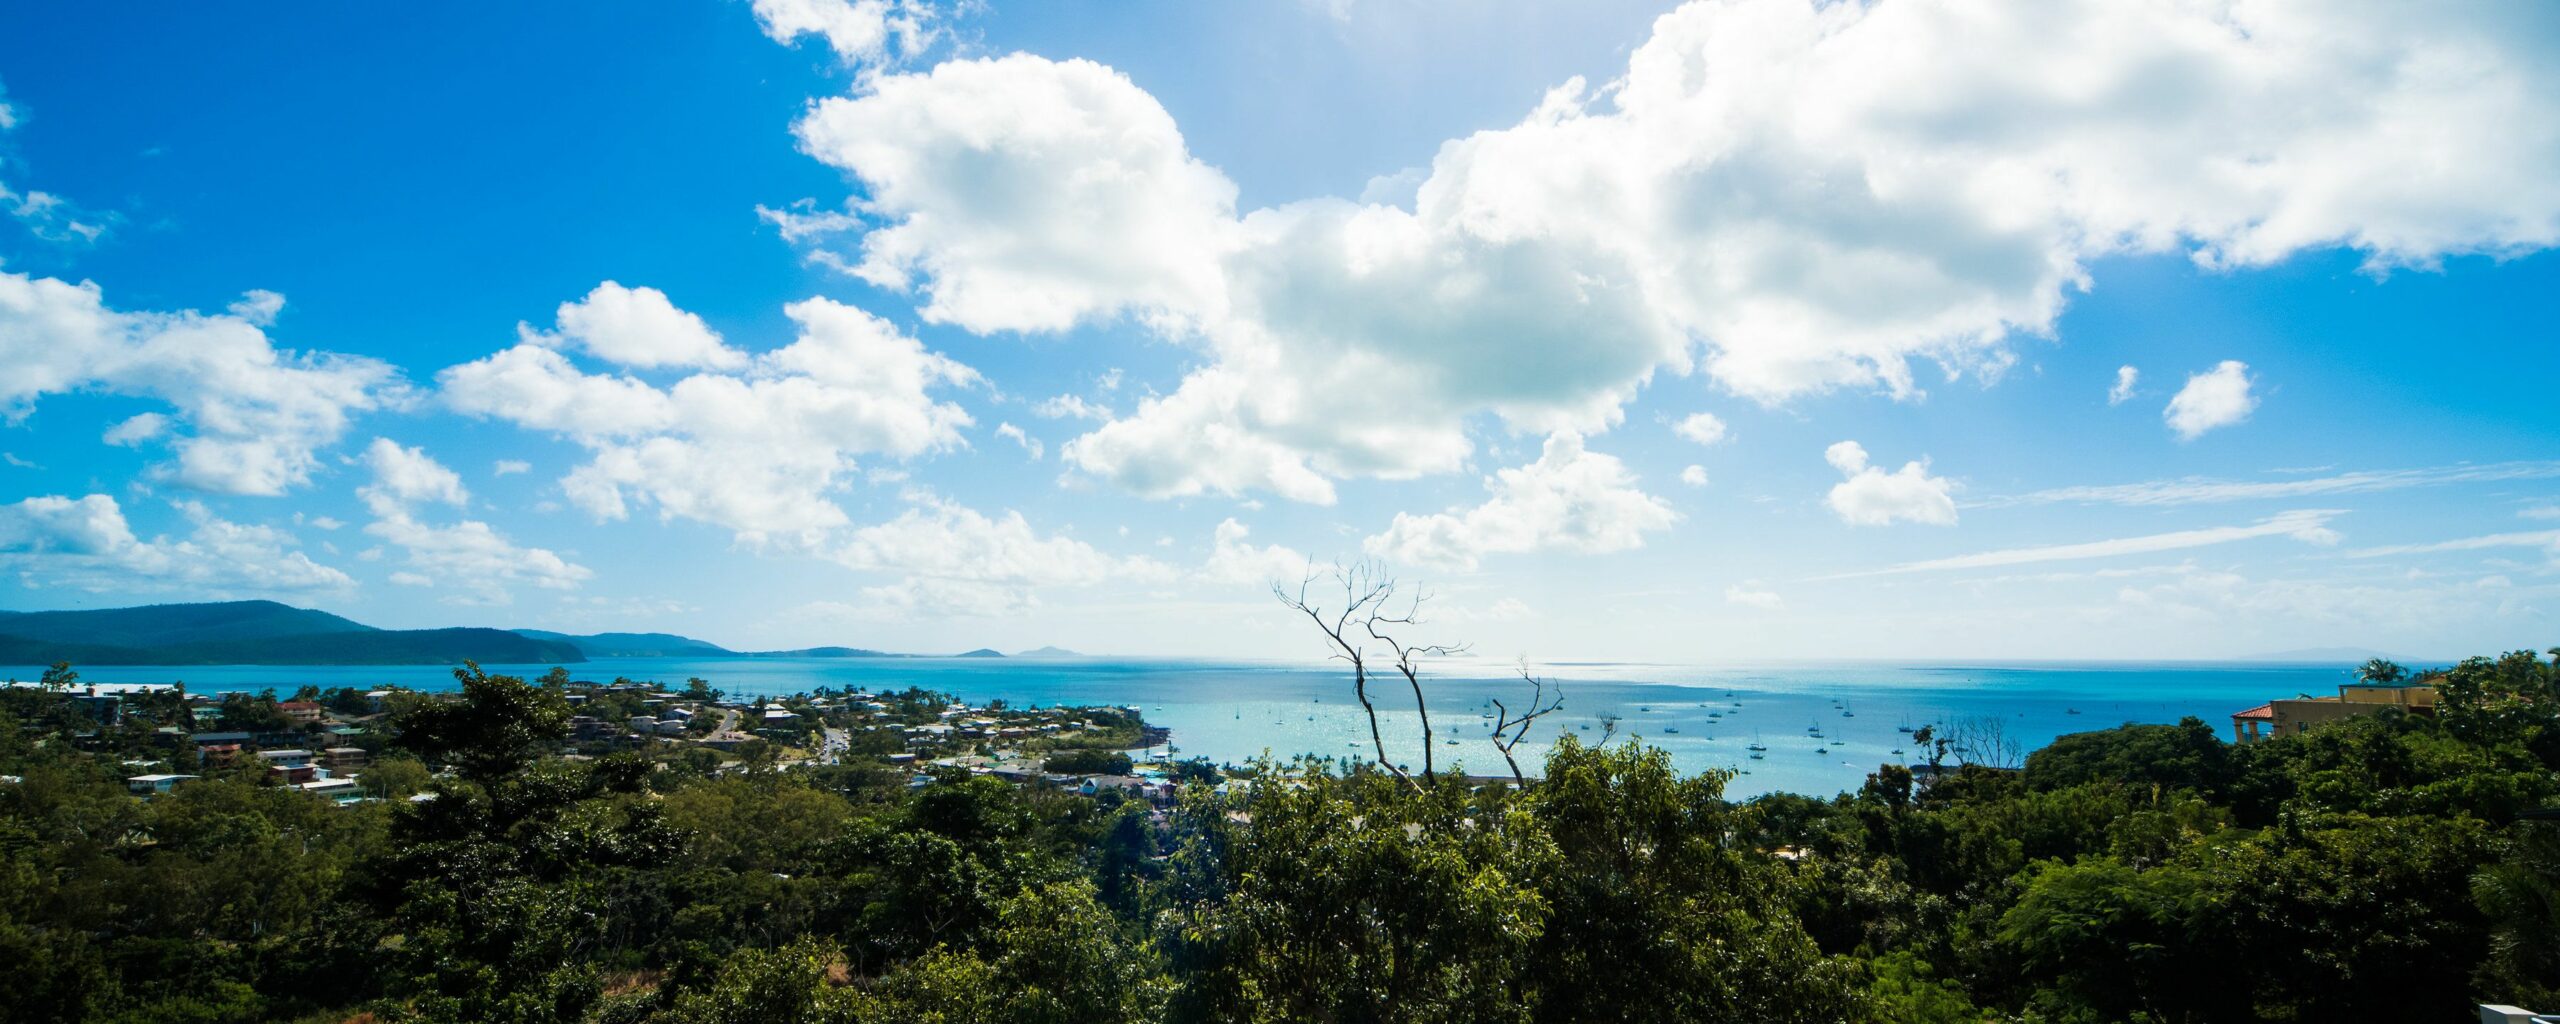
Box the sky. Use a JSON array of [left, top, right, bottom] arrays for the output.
[[0, 0, 2556, 662]]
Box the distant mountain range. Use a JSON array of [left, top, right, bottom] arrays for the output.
[[0, 602, 581, 666], [0, 601, 1060, 666]]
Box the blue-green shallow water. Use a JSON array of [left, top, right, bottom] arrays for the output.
[[10, 658, 2359, 799]]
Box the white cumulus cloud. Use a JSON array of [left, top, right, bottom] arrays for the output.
[[750, 0, 939, 69], [356, 439, 588, 604], [0, 494, 351, 594], [524, 281, 745, 371], [994, 422, 1043, 460], [1365, 432, 1677, 571], [441, 293, 976, 545], [2108, 365, 2139, 405], [0, 272, 401, 495], [1824, 440, 1957, 526], [769, 0, 2560, 504], [2164, 360, 2258, 440], [827, 492, 1173, 616], [1201, 517, 1309, 586], [1673, 412, 1729, 446], [788, 54, 1238, 334]]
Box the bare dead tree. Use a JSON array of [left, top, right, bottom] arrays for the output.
[[1368, 590, 1467, 780], [1276, 561, 1465, 788], [1941, 714, 2024, 770], [1490, 662, 1566, 786]]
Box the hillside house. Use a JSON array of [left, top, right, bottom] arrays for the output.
[[2232, 679, 2440, 742], [126, 774, 199, 795]]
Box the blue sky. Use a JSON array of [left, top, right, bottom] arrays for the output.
[[1, 0, 2556, 661]]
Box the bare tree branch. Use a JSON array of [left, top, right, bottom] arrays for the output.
[[1364, 585, 1468, 780], [1490, 662, 1566, 786], [1275, 561, 1420, 790]]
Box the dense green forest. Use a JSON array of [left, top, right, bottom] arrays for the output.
[[2, 650, 2555, 1023]]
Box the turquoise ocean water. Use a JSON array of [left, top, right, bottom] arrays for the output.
[[11, 657, 2359, 798]]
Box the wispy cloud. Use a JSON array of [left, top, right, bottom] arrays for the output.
[[2346, 530, 2560, 558], [1814, 510, 2344, 580], [1977, 461, 2560, 509]]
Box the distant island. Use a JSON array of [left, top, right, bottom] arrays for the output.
[[2233, 645, 2422, 663], [0, 601, 1010, 666]]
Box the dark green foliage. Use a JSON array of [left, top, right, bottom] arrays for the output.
[[394, 662, 574, 783], [1039, 749, 1133, 775], [2022, 716, 2233, 796], [0, 649, 2552, 1022]]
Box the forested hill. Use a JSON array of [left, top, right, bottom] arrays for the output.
[[0, 601, 584, 665], [514, 630, 734, 658]]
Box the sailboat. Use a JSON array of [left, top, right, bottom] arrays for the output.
[[1841, 702, 1855, 718]]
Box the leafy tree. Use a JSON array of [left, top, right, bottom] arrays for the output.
[[395, 662, 571, 784], [2474, 817, 2560, 1009], [215, 692, 291, 734], [2022, 718, 2233, 797], [1040, 749, 1133, 775]]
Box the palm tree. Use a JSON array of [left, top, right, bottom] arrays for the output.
[[2355, 658, 2407, 685]]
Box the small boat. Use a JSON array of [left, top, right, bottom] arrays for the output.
[[1579, 723, 1591, 730], [1746, 742, 1767, 752], [1891, 748, 1905, 756], [1896, 725, 1914, 734], [1748, 752, 1765, 760], [1445, 739, 1459, 745], [1664, 726, 1681, 734], [1814, 746, 1829, 755], [2066, 708, 2082, 715]]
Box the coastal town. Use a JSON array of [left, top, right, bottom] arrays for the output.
[[10, 665, 1223, 811], [4, 656, 2482, 823]]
